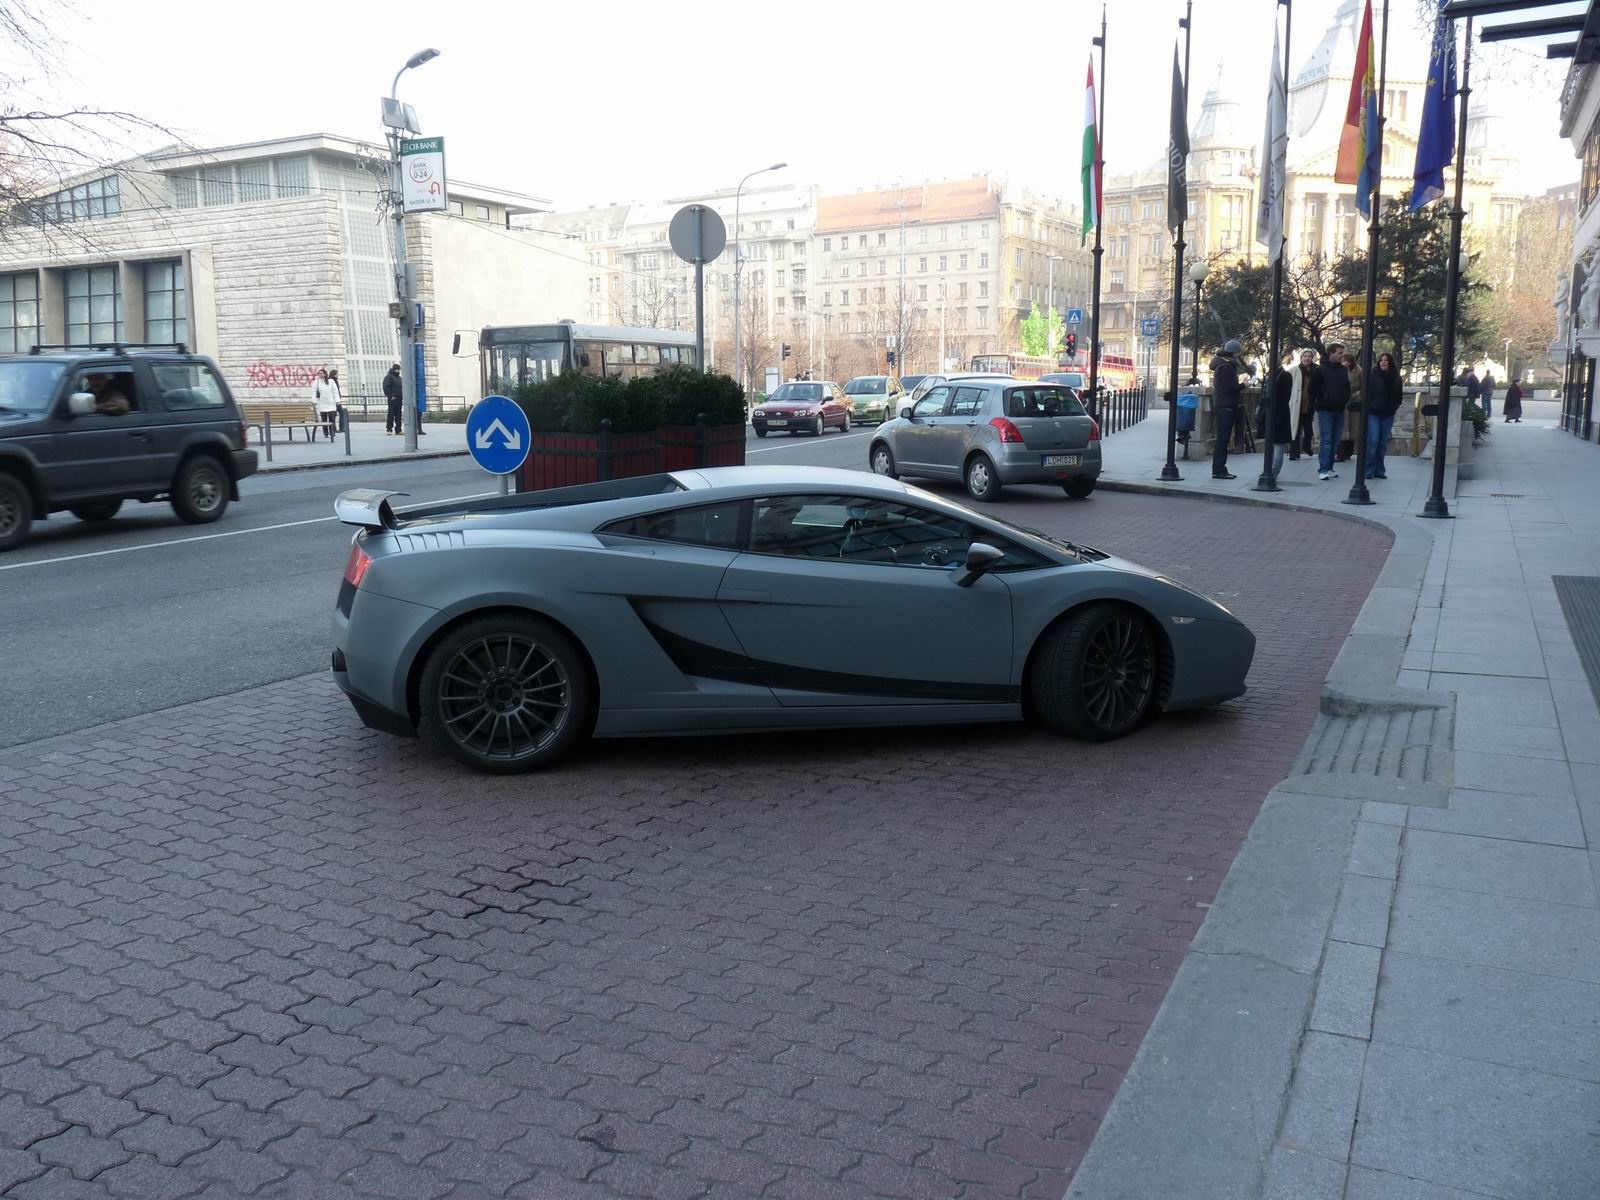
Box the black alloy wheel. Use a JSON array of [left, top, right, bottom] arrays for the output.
[[1029, 603, 1158, 741]]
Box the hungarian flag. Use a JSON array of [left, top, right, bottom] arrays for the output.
[[1334, 0, 1382, 218], [1081, 56, 1100, 246]]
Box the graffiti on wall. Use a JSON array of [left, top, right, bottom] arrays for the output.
[[244, 362, 329, 389]]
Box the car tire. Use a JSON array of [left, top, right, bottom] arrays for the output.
[[418, 613, 594, 774], [964, 454, 1001, 501], [1029, 603, 1158, 742], [0, 472, 32, 552], [870, 443, 897, 479], [813, 416, 825, 436], [1062, 478, 1096, 499], [841, 412, 851, 433], [754, 428, 768, 438], [171, 455, 229, 524], [70, 499, 123, 522]]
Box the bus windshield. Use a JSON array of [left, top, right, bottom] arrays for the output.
[[488, 339, 566, 393]]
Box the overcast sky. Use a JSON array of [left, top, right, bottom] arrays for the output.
[[22, 0, 1581, 210]]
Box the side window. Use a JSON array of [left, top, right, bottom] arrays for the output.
[[948, 386, 985, 417], [71, 365, 139, 415], [600, 500, 744, 549], [911, 386, 950, 418], [750, 494, 1045, 571], [151, 362, 227, 410]]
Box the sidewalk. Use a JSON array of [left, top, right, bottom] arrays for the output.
[[1069, 400, 1600, 1199], [253, 419, 469, 472]]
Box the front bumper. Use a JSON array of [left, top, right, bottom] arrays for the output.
[[994, 443, 1103, 484], [1162, 615, 1256, 710], [753, 413, 820, 432]]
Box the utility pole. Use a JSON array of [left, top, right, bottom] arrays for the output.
[[383, 49, 439, 455]]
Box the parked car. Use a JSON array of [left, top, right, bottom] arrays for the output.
[[869, 376, 1101, 501], [751, 381, 850, 437], [841, 375, 903, 424], [904, 372, 996, 406], [332, 466, 1254, 772], [899, 374, 930, 397], [0, 345, 258, 551], [1040, 371, 1086, 393]]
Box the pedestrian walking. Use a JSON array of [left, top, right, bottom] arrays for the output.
[[1481, 370, 1495, 419], [327, 369, 345, 437], [312, 368, 340, 442], [1461, 366, 1481, 404], [1503, 378, 1524, 423], [1210, 339, 1245, 480], [1365, 352, 1402, 479], [383, 364, 403, 435], [1315, 343, 1350, 480]]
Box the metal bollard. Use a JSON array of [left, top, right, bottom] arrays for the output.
[[597, 418, 613, 482], [263, 412, 272, 463], [343, 410, 352, 457]]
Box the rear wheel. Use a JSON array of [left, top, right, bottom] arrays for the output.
[[840, 412, 851, 433], [171, 455, 229, 524], [1062, 478, 1096, 499], [964, 454, 1000, 502], [1029, 603, 1157, 741], [70, 499, 123, 522], [418, 614, 593, 774], [0, 473, 32, 552], [870, 443, 897, 478]]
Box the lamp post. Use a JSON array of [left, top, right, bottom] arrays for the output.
[[732, 162, 786, 397], [1187, 260, 1207, 384], [385, 47, 440, 455], [1046, 254, 1064, 359]]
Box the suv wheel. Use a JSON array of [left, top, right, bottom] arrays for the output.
[[70, 499, 123, 523], [0, 473, 32, 551], [172, 455, 229, 524]]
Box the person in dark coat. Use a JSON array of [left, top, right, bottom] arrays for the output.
[[383, 364, 403, 435], [1268, 356, 1297, 478], [1503, 378, 1524, 423], [1480, 371, 1495, 419], [1365, 352, 1403, 479], [1210, 339, 1245, 480], [1315, 344, 1351, 479]]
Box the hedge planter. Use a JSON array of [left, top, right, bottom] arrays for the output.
[[520, 418, 747, 491]]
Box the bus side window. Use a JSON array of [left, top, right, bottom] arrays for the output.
[[635, 345, 660, 366]]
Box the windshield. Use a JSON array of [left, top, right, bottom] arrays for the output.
[[0, 361, 65, 414], [845, 377, 886, 395], [769, 383, 823, 402]]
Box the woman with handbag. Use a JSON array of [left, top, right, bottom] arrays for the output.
[[313, 369, 339, 442]]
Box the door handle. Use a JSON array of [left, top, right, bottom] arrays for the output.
[[128, 431, 152, 440], [720, 588, 770, 603]]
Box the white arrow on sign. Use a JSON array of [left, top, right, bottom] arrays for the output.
[[474, 418, 522, 451]]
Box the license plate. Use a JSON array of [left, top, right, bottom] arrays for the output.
[[1043, 454, 1081, 467], [767, 419, 787, 426]]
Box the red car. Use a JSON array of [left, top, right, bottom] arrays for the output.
[[751, 381, 851, 437]]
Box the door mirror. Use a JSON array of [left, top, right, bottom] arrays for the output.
[[67, 392, 97, 417], [954, 541, 1006, 588], [451, 333, 461, 356], [900, 406, 913, 420]]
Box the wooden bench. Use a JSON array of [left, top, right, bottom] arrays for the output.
[[240, 401, 325, 443]]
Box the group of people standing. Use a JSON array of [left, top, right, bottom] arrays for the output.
[[307, 364, 425, 439], [1456, 365, 1524, 423]]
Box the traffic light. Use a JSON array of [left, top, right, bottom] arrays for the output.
[[781, 342, 791, 360], [886, 349, 897, 367], [1065, 333, 1077, 358]]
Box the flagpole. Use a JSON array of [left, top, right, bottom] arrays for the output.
[[1161, 0, 1193, 483], [1089, 6, 1107, 410], [1422, 14, 1471, 520], [1345, 0, 1389, 506], [1254, 0, 1293, 493]]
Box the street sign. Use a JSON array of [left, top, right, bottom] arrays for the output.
[[400, 137, 447, 214], [668, 205, 726, 372], [1066, 307, 1085, 326], [465, 394, 530, 476], [1140, 317, 1162, 338], [1341, 297, 1390, 318]]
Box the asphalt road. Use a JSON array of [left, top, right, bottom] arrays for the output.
[[0, 426, 880, 748]]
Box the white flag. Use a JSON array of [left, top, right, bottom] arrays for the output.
[[1256, 25, 1288, 263]]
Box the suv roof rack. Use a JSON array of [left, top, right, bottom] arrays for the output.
[[28, 341, 190, 356]]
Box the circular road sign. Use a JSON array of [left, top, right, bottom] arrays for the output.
[[669, 204, 727, 266], [465, 394, 531, 476]]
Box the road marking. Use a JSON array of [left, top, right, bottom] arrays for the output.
[[2, 490, 498, 573], [747, 430, 872, 455]]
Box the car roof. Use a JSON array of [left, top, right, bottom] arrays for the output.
[[846, 375, 889, 381], [673, 466, 917, 496]]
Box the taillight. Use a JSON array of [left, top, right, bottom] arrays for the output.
[[240, 419, 249, 446], [1089, 419, 1102, 442], [990, 416, 1024, 443], [343, 543, 372, 588]]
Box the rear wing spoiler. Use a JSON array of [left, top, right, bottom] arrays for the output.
[[334, 489, 409, 531]]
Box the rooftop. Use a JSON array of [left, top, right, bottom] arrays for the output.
[[815, 178, 1000, 232]]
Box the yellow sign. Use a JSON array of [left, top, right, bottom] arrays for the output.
[[1341, 297, 1390, 318]]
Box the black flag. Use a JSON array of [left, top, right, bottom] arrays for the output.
[[1168, 43, 1189, 234]]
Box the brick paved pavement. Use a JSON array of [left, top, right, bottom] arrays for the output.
[[0, 491, 1389, 1199]]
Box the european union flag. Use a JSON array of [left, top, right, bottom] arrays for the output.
[[1411, 12, 1457, 212]]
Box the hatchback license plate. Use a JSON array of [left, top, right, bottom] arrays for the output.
[[1044, 454, 1081, 467], [767, 419, 787, 426]]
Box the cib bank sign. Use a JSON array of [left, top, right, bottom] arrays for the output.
[[401, 137, 448, 214]]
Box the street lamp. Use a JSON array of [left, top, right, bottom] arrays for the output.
[[385, 46, 441, 455], [1046, 254, 1064, 359], [733, 161, 787, 395], [1187, 260, 1208, 384]]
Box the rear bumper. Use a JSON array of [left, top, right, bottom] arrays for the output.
[[332, 655, 417, 737], [994, 444, 1103, 484], [232, 449, 259, 481]]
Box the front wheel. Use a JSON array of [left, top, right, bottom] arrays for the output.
[[840, 412, 851, 433], [71, 499, 124, 522], [1029, 603, 1157, 741], [754, 428, 768, 438], [418, 614, 593, 773], [964, 454, 1000, 502], [1062, 478, 1096, 499], [870, 443, 897, 478], [171, 455, 229, 524], [813, 416, 825, 436], [0, 473, 33, 552]]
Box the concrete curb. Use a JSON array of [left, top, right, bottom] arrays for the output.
[[255, 448, 470, 474]]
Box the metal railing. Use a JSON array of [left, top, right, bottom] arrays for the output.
[[336, 393, 470, 422], [1087, 386, 1149, 436]]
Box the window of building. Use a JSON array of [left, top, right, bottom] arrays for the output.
[[939, 256, 948, 271], [958, 282, 968, 299], [939, 227, 949, 241], [840, 289, 849, 305], [788, 218, 795, 230], [878, 260, 886, 275], [65, 265, 122, 345], [918, 228, 928, 243], [238, 161, 271, 204], [919, 257, 928, 272], [918, 284, 928, 301], [776, 296, 785, 312], [875, 287, 886, 302], [858, 235, 867, 248], [857, 289, 867, 304], [794, 269, 805, 287], [823, 237, 832, 251], [776, 270, 785, 287], [774, 243, 786, 261], [1110, 270, 1125, 287], [877, 232, 887, 247], [960, 224, 969, 240], [977, 306, 988, 327], [0, 272, 40, 353], [857, 262, 866, 277], [144, 260, 188, 345], [450, 200, 464, 215], [28, 175, 121, 224], [978, 281, 988, 298], [979, 252, 989, 268], [959, 254, 968, 269], [857, 316, 868, 333], [824, 292, 832, 306], [475, 204, 491, 221], [1015, 249, 1024, 267]]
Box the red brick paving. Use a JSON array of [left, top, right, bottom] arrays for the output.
[[0, 490, 1389, 1198]]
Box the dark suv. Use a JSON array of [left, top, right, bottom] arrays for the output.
[[0, 344, 258, 550]]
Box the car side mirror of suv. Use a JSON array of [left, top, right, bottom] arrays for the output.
[[954, 542, 1006, 587], [66, 392, 97, 417]]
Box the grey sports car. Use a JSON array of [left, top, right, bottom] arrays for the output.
[[331, 466, 1254, 773]]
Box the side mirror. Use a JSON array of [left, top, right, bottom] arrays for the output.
[[955, 541, 1006, 588], [451, 333, 461, 356], [67, 392, 96, 417], [900, 406, 913, 420]]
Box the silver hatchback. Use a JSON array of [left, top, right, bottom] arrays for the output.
[[867, 377, 1102, 501]]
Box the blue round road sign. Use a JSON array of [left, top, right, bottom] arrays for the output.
[[465, 394, 531, 476]]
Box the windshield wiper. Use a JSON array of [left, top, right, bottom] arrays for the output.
[[0, 404, 32, 415]]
